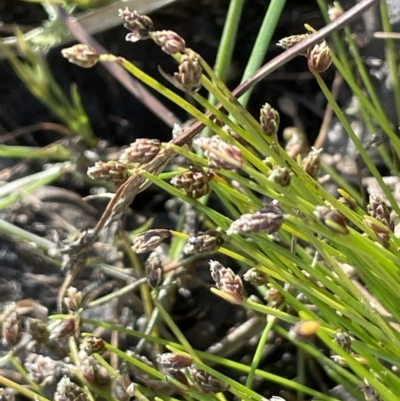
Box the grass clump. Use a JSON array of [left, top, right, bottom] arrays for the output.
[[1, 0, 400, 401]]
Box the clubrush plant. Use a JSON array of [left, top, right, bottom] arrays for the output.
[[1, 0, 400, 401]]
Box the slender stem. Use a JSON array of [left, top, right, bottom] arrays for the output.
[[212, 0, 246, 88], [239, 0, 287, 106], [245, 314, 277, 389], [204, 0, 245, 138], [380, 0, 400, 129]]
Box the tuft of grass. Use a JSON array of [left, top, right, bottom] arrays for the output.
[[1, 0, 400, 401]]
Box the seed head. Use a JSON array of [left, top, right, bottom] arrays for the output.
[[2, 305, 22, 347], [80, 356, 111, 388], [366, 195, 393, 247], [54, 376, 88, 401], [209, 260, 246, 304], [61, 44, 100, 68], [152, 30, 186, 54], [283, 126, 310, 159], [188, 366, 229, 394], [64, 286, 82, 312], [328, 2, 344, 21], [156, 352, 194, 370], [315, 206, 349, 234], [81, 336, 106, 355], [268, 167, 292, 187], [301, 147, 322, 179], [118, 8, 155, 41], [184, 230, 223, 255], [368, 195, 393, 231], [307, 41, 332, 73], [265, 287, 285, 307], [145, 251, 164, 288], [195, 136, 243, 170], [243, 268, 268, 286], [171, 166, 212, 199], [132, 229, 171, 254], [227, 205, 284, 235], [87, 160, 130, 186], [174, 53, 202, 91], [277, 34, 310, 54], [333, 330, 352, 353], [27, 318, 49, 343], [49, 317, 77, 339], [112, 374, 135, 401], [120, 139, 161, 165], [260, 103, 280, 137]]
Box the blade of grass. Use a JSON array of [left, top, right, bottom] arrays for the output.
[[239, 0, 287, 106]]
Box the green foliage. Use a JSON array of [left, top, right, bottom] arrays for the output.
[[1, 1, 400, 401]]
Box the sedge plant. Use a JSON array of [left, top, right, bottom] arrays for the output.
[[1, 0, 400, 401]]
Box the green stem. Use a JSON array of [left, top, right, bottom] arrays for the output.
[[0, 375, 50, 401], [239, 0, 287, 106], [245, 314, 277, 389], [0, 144, 71, 160], [210, 0, 246, 95], [380, 0, 400, 129]]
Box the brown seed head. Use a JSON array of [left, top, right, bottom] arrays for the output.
[[132, 229, 171, 254], [243, 268, 269, 286], [54, 376, 88, 401], [368, 195, 393, 231], [188, 366, 229, 394], [334, 330, 352, 353], [80, 356, 111, 388], [195, 136, 243, 170], [260, 103, 280, 137], [156, 352, 194, 370], [61, 44, 100, 68], [64, 286, 82, 312], [152, 30, 186, 54], [265, 287, 285, 307], [2, 306, 22, 347], [118, 8, 155, 41], [307, 41, 333, 73], [27, 318, 49, 343], [209, 260, 246, 304], [174, 53, 202, 91], [277, 34, 310, 54], [112, 374, 135, 401], [81, 336, 106, 355], [87, 160, 130, 186], [184, 230, 223, 255], [301, 147, 322, 179], [145, 251, 164, 288], [121, 139, 161, 165], [227, 204, 284, 235], [49, 317, 77, 339], [268, 167, 292, 187], [171, 166, 212, 199]]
